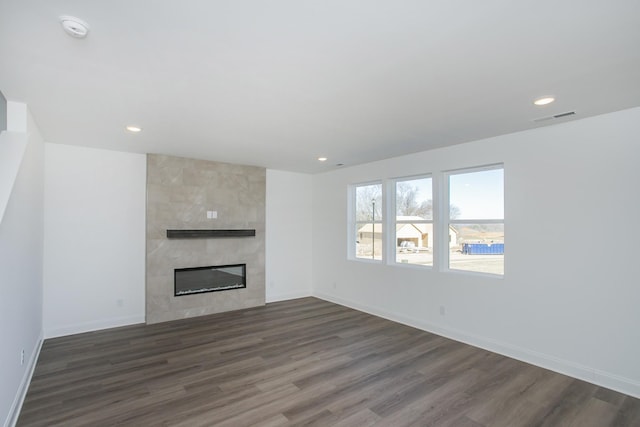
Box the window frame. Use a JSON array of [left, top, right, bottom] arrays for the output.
[[347, 164, 504, 276], [390, 174, 434, 268], [443, 163, 504, 277], [349, 181, 385, 263]]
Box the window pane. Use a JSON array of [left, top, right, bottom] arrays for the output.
[[396, 177, 432, 220], [396, 221, 433, 266], [449, 168, 503, 220], [356, 222, 383, 260], [449, 223, 504, 275], [356, 184, 383, 221]]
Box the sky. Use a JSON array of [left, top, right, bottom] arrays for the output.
[[357, 167, 504, 220], [449, 168, 504, 220]]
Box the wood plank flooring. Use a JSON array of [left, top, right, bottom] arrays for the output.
[[17, 297, 640, 426]]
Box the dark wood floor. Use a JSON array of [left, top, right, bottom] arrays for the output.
[[18, 298, 640, 426]]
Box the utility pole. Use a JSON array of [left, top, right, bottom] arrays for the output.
[[372, 199, 376, 259]]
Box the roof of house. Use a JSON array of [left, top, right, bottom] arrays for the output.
[[358, 221, 457, 235]]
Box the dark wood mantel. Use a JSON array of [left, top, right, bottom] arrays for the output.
[[166, 229, 256, 239]]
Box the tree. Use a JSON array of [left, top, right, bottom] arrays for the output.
[[355, 185, 382, 221], [396, 182, 432, 218], [449, 204, 461, 219], [358, 182, 461, 221]]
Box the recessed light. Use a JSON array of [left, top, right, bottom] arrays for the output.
[[318, 157, 328, 162], [533, 96, 555, 106], [125, 125, 142, 133]]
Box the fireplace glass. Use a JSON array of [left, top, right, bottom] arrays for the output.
[[174, 264, 246, 296]]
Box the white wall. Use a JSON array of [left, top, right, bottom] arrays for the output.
[[311, 107, 640, 398], [42, 154, 310, 337], [43, 144, 146, 338], [266, 169, 313, 302], [0, 102, 27, 224], [0, 106, 44, 427]]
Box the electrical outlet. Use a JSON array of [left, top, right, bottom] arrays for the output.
[[117, 299, 124, 307], [332, 282, 337, 289], [21, 349, 24, 365], [439, 305, 446, 316]]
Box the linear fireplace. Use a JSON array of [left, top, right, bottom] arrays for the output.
[[174, 264, 246, 296]]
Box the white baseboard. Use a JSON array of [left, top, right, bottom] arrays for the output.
[[313, 291, 640, 399], [266, 290, 312, 303], [44, 314, 145, 339], [5, 332, 43, 427]]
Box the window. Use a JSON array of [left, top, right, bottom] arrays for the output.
[[447, 165, 504, 275], [354, 183, 383, 260], [349, 165, 504, 275], [394, 176, 433, 266]]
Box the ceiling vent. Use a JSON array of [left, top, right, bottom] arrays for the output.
[[60, 16, 90, 39], [532, 111, 576, 123]]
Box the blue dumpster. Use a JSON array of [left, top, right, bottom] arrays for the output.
[[462, 243, 504, 255]]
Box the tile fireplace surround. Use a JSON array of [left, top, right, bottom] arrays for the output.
[[145, 154, 266, 324]]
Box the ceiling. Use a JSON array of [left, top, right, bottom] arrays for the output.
[[1, 1, 639, 173]]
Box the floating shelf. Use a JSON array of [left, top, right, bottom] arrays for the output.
[[166, 229, 256, 239]]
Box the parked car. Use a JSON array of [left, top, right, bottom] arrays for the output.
[[399, 241, 417, 253]]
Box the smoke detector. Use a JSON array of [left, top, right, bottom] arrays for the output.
[[59, 16, 90, 38]]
